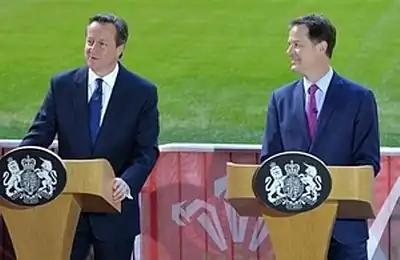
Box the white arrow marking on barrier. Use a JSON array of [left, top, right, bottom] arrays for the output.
[[368, 177, 400, 259]]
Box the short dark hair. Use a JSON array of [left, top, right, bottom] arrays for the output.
[[289, 13, 336, 58], [88, 13, 129, 58]]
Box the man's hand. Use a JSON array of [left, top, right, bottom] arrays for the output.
[[113, 178, 133, 202]]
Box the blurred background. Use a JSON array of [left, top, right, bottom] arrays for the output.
[[1, 0, 399, 145]]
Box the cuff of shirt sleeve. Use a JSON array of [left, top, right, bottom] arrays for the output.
[[125, 185, 134, 200]]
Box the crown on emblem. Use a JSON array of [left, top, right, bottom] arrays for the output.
[[21, 155, 36, 170], [284, 160, 300, 175]]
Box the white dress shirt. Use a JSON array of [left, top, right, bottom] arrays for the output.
[[87, 63, 119, 124], [87, 63, 133, 200], [303, 67, 334, 117]]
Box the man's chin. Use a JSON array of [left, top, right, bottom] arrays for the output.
[[290, 63, 302, 73], [86, 60, 99, 71]]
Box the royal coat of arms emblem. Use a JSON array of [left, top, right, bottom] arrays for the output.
[[253, 151, 331, 213], [0, 146, 67, 207]]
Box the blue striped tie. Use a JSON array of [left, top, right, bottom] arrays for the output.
[[89, 78, 103, 146]]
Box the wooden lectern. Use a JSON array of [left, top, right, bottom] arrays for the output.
[[0, 159, 120, 260], [226, 162, 375, 260]]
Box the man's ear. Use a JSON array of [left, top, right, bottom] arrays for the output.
[[117, 44, 125, 57], [318, 41, 328, 54]]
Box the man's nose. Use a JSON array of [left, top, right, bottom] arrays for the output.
[[89, 42, 101, 52]]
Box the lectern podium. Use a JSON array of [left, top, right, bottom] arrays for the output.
[[226, 151, 375, 260], [0, 146, 120, 260]]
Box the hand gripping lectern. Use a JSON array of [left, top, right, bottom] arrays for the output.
[[0, 146, 121, 260], [226, 151, 375, 260]]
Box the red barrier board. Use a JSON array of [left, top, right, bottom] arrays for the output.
[[139, 144, 398, 260]]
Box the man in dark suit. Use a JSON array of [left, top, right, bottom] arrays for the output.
[[19, 13, 159, 260], [260, 13, 380, 260]]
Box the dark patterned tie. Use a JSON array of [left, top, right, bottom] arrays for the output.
[[306, 84, 318, 140], [89, 78, 103, 146]]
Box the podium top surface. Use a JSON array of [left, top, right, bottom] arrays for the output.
[[226, 162, 375, 219], [0, 146, 120, 213], [63, 159, 121, 212]]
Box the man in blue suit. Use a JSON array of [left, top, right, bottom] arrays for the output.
[[19, 13, 159, 260], [260, 14, 380, 260]]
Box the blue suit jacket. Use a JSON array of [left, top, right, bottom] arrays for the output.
[[260, 71, 380, 244], [19, 63, 160, 240]]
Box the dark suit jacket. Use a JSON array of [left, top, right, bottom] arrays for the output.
[[19, 63, 160, 240], [260, 71, 380, 244]]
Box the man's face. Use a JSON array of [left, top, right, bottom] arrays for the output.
[[85, 21, 123, 73], [286, 24, 325, 74]]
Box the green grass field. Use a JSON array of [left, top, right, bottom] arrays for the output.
[[1, 0, 400, 146]]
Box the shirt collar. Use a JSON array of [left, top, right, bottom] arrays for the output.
[[303, 66, 333, 94], [88, 63, 119, 88]]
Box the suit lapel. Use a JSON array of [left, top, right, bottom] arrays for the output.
[[72, 67, 92, 154], [293, 81, 311, 147], [92, 66, 130, 153], [311, 72, 345, 149]]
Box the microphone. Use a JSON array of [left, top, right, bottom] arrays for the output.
[[312, 108, 318, 114]]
